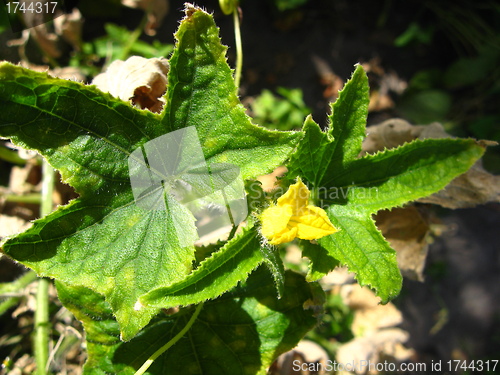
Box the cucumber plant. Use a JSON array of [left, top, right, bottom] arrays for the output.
[[0, 5, 486, 374]]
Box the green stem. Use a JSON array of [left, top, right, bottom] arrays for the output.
[[221, 189, 238, 241], [0, 146, 26, 165], [0, 270, 38, 294], [134, 303, 204, 375], [35, 159, 55, 375], [40, 159, 55, 216], [233, 9, 243, 90], [35, 278, 50, 375], [2, 193, 42, 205]]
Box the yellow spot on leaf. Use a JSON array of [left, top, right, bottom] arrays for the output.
[[260, 178, 338, 245]]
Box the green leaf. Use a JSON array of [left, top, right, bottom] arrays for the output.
[[140, 227, 265, 309], [288, 116, 335, 187], [328, 64, 369, 169], [0, 7, 299, 340], [163, 8, 301, 179], [299, 239, 339, 282], [93, 24, 174, 61], [288, 64, 368, 187], [318, 205, 402, 302], [321, 138, 486, 212], [287, 65, 486, 303], [57, 267, 322, 374]]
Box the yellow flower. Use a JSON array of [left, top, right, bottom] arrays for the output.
[[260, 178, 338, 245]]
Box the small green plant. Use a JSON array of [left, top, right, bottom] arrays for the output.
[[0, 5, 487, 374], [89, 23, 174, 62], [251, 87, 310, 130]]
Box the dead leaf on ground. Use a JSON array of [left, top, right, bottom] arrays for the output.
[[121, 0, 169, 36], [363, 118, 500, 208], [54, 8, 83, 52], [336, 329, 414, 375], [0, 215, 31, 239], [335, 284, 413, 375], [92, 56, 169, 113], [8, 163, 41, 195], [272, 340, 330, 375], [375, 206, 430, 281], [418, 162, 500, 208], [362, 58, 407, 112], [7, 7, 84, 64], [312, 55, 344, 103]]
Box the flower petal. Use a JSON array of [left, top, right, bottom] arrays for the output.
[[292, 205, 338, 240], [269, 226, 298, 245], [277, 178, 310, 214], [260, 204, 293, 241]]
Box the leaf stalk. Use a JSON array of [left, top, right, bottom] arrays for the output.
[[233, 9, 243, 90], [134, 303, 204, 375]]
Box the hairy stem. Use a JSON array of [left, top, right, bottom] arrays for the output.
[[134, 303, 204, 375]]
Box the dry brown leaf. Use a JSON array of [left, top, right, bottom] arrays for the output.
[[336, 329, 413, 375], [362, 118, 425, 155], [334, 284, 412, 374], [92, 56, 169, 113], [0, 215, 31, 238], [9, 164, 41, 195], [54, 8, 84, 52], [351, 303, 403, 337], [375, 207, 430, 281], [121, 0, 169, 36], [312, 55, 344, 103], [7, 7, 83, 64], [341, 284, 381, 310], [362, 59, 407, 113], [363, 118, 500, 208], [271, 340, 330, 375], [418, 162, 500, 208]]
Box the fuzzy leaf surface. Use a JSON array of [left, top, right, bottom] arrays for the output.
[[0, 7, 299, 340], [140, 227, 265, 308], [57, 267, 321, 375], [288, 66, 486, 302]]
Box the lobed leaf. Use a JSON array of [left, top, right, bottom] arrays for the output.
[[163, 6, 301, 179], [318, 205, 402, 303], [140, 227, 265, 309], [0, 7, 300, 340], [287, 116, 335, 186], [320, 138, 486, 212], [57, 267, 321, 375], [287, 65, 486, 303], [327, 64, 369, 171]]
